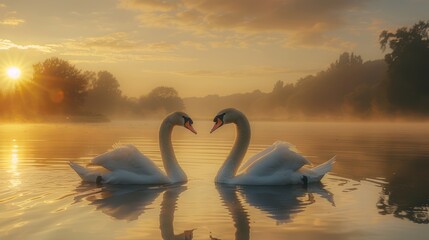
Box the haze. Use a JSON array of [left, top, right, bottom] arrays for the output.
[[1, 0, 428, 98]]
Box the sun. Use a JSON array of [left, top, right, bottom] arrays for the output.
[[6, 66, 22, 80]]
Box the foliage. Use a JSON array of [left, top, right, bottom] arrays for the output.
[[138, 87, 185, 116], [329, 52, 363, 70], [186, 19, 429, 121], [379, 20, 429, 114], [32, 57, 90, 114], [2, 21, 429, 121], [84, 71, 122, 115], [282, 54, 384, 118], [185, 53, 386, 120], [0, 57, 185, 121], [343, 84, 374, 117]]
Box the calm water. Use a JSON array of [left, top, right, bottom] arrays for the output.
[[0, 121, 428, 240]]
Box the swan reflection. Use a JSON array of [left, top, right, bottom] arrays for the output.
[[216, 183, 335, 239], [160, 185, 195, 240], [74, 184, 165, 221], [238, 183, 335, 224], [216, 185, 250, 240], [73, 184, 194, 239]]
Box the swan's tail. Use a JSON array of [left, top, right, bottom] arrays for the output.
[[69, 161, 101, 183], [308, 156, 336, 181]]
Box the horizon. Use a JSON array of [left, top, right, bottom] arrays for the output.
[[1, 0, 429, 98]]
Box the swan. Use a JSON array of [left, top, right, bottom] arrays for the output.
[[210, 108, 335, 185], [69, 112, 197, 185]]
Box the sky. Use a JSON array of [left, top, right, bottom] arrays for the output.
[[1, 0, 428, 98]]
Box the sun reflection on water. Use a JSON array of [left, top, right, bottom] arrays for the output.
[[0, 122, 428, 239], [8, 139, 21, 188]]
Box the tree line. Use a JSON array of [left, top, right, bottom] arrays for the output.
[[185, 20, 429, 120], [0, 58, 184, 121], [1, 20, 428, 121]]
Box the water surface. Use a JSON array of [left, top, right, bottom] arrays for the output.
[[0, 121, 428, 239]]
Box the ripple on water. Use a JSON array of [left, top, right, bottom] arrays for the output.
[[1, 121, 429, 239]]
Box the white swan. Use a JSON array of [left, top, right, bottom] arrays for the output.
[[210, 108, 335, 185], [69, 112, 197, 185]]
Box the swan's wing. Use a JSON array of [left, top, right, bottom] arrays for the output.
[[91, 144, 163, 175], [239, 141, 298, 172], [69, 162, 105, 182], [240, 141, 311, 176], [238, 142, 278, 173]]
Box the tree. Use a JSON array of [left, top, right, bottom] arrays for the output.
[[84, 71, 122, 115], [379, 20, 429, 113], [270, 80, 294, 109], [139, 86, 185, 116], [32, 57, 90, 114], [343, 84, 373, 118], [329, 52, 363, 71], [288, 52, 374, 117]]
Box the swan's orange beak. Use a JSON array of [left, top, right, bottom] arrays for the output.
[[210, 118, 223, 133], [184, 121, 197, 134]]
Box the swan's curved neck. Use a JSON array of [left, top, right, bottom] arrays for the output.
[[216, 113, 250, 182], [159, 119, 187, 183]]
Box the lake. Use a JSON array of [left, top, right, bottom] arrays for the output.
[[0, 121, 428, 240]]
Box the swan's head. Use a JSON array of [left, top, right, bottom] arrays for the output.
[[168, 112, 197, 134], [210, 108, 241, 133]]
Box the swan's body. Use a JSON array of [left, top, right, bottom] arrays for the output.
[[211, 108, 335, 185], [69, 112, 197, 185]]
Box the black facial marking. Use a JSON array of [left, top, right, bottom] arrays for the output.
[[182, 116, 193, 125], [213, 112, 226, 122]]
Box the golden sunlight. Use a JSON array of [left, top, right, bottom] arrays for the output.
[[6, 66, 22, 80]]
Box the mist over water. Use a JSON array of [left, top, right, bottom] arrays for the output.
[[0, 3, 427, 239], [0, 121, 428, 239]]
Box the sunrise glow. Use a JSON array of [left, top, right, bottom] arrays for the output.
[[6, 66, 21, 80]]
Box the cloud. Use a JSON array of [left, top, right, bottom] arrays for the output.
[[180, 40, 208, 50], [58, 32, 192, 62], [120, 0, 181, 11], [119, 0, 367, 48], [285, 28, 356, 50], [0, 4, 25, 26], [0, 39, 53, 52], [63, 32, 179, 52], [1, 32, 192, 63], [68, 32, 138, 51], [0, 17, 25, 26]]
